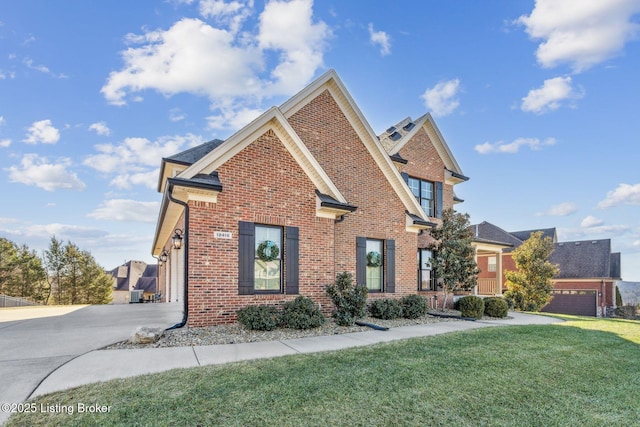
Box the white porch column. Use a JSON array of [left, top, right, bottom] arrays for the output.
[[473, 247, 478, 296], [170, 253, 179, 303]]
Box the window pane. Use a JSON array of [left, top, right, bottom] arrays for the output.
[[367, 266, 382, 291], [488, 256, 496, 272], [254, 225, 282, 291], [255, 226, 282, 259], [408, 177, 419, 197], [366, 239, 383, 291], [254, 260, 281, 290]]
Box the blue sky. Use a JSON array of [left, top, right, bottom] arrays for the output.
[[1, 0, 639, 280]]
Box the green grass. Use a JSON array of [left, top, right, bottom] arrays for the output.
[[8, 317, 640, 427]]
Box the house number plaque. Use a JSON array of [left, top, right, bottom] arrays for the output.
[[214, 231, 232, 239]]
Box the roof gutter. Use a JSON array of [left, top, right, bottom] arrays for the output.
[[166, 183, 189, 330]]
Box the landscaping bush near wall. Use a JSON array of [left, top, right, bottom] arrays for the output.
[[483, 297, 508, 318], [369, 298, 403, 320], [326, 272, 368, 326], [401, 294, 428, 319], [236, 305, 281, 331], [282, 296, 325, 329], [457, 295, 485, 319]]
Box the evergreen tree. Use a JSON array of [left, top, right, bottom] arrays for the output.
[[427, 209, 479, 310], [504, 231, 559, 311]]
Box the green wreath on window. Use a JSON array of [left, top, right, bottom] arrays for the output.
[[257, 240, 280, 262], [366, 251, 381, 267]]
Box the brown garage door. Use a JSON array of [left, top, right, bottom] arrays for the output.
[[541, 291, 597, 316]]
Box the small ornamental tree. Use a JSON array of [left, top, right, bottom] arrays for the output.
[[326, 272, 368, 326], [427, 209, 480, 310], [504, 231, 559, 311]]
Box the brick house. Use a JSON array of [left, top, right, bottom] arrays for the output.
[[471, 221, 622, 317], [109, 260, 158, 304], [152, 70, 468, 327]]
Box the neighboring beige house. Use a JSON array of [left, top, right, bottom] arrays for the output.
[[109, 260, 158, 303]]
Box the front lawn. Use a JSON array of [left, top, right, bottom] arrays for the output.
[[8, 316, 640, 426]]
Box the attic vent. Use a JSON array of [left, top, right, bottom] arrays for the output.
[[403, 122, 415, 131], [389, 131, 402, 141], [592, 241, 598, 244], [558, 243, 564, 246], [386, 126, 396, 134], [575, 242, 581, 245]]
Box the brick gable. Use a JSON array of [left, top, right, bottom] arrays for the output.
[[185, 129, 335, 326], [288, 89, 418, 295]]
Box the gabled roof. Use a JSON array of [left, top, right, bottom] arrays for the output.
[[471, 221, 524, 248], [153, 69, 452, 255], [165, 139, 225, 165], [277, 69, 430, 222], [510, 227, 557, 243], [551, 239, 614, 279], [157, 139, 225, 193], [381, 113, 467, 180]]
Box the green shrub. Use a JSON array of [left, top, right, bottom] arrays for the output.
[[369, 298, 403, 320], [282, 296, 325, 329], [457, 295, 484, 319], [483, 297, 508, 318], [401, 294, 428, 319], [236, 305, 281, 331], [326, 272, 368, 326]]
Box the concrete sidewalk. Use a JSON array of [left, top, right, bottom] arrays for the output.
[[31, 312, 562, 398]]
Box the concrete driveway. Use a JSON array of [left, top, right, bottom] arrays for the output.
[[0, 303, 181, 425]]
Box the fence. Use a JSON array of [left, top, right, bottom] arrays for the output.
[[0, 294, 40, 308], [477, 278, 498, 295]]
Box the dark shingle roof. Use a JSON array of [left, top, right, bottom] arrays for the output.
[[471, 222, 523, 248], [510, 228, 557, 243], [135, 277, 157, 292], [168, 171, 223, 192], [164, 139, 225, 166], [551, 239, 612, 279]]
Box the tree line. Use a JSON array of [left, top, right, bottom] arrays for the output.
[[0, 236, 112, 305]]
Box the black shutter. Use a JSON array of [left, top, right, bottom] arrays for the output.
[[386, 239, 395, 293], [436, 182, 443, 219], [238, 221, 255, 295], [356, 237, 367, 286], [285, 226, 299, 294], [400, 172, 409, 184]]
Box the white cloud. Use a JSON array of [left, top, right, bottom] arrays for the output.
[[206, 107, 262, 130], [23, 119, 60, 144], [475, 137, 556, 154], [169, 108, 186, 122], [258, 0, 330, 96], [88, 199, 160, 222], [199, 0, 254, 34], [19, 223, 107, 240], [421, 79, 461, 117], [84, 134, 202, 189], [517, 0, 640, 72], [102, 0, 329, 124], [0, 139, 10, 148], [102, 18, 263, 106], [89, 121, 111, 136], [368, 23, 391, 56], [7, 154, 86, 191], [559, 224, 631, 241], [23, 57, 50, 74], [581, 215, 605, 228], [110, 170, 159, 190], [598, 183, 640, 208], [521, 76, 583, 114], [0, 116, 5, 126], [536, 202, 577, 217]]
